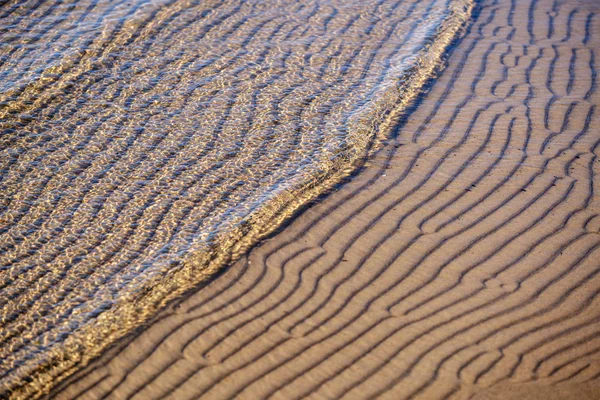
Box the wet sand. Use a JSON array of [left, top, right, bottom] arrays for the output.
[[46, 0, 600, 398], [0, 0, 474, 397]]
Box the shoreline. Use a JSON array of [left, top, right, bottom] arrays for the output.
[[52, 0, 600, 398], [10, 0, 600, 397], [54, 0, 600, 398], [0, 0, 475, 397]]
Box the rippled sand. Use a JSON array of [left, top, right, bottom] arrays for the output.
[[49, 0, 600, 399], [0, 0, 473, 397]]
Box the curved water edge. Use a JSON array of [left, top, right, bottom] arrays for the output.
[[0, 0, 474, 397]]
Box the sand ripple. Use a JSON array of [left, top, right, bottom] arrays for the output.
[[50, 0, 600, 398]]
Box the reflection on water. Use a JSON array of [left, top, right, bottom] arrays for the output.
[[0, 0, 472, 396]]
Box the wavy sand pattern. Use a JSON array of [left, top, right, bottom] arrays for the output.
[[0, 0, 474, 397], [49, 0, 600, 398]]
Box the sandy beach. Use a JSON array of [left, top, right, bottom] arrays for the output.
[[1, 0, 478, 396], [40, 0, 600, 398]]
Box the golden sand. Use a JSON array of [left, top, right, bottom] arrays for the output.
[[51, 0, 600, 398], [0, 0, 473, 397]]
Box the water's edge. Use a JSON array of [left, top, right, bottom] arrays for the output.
[[7, 1, 475, 397]]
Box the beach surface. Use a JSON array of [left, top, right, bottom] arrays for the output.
[[47, 0, 600, 398], [0, 0, 473, 396]]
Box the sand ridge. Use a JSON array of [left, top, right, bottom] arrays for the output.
[[47, 0, 600, 398]]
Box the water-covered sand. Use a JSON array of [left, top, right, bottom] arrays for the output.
[[48, 0, 600, 399]]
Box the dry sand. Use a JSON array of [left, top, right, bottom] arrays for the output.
[[51, 0, 600, 398]]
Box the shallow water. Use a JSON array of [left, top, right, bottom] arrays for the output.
[[0, 0, 472, 396]]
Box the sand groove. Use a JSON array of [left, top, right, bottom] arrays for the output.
[[48, 0, 600, 399]]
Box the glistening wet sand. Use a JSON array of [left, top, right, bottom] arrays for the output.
[[49, 0, 600, 398]]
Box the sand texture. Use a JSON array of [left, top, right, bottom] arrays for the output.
[[48, 0, 600, 398], [0, 0, 475, 397]]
